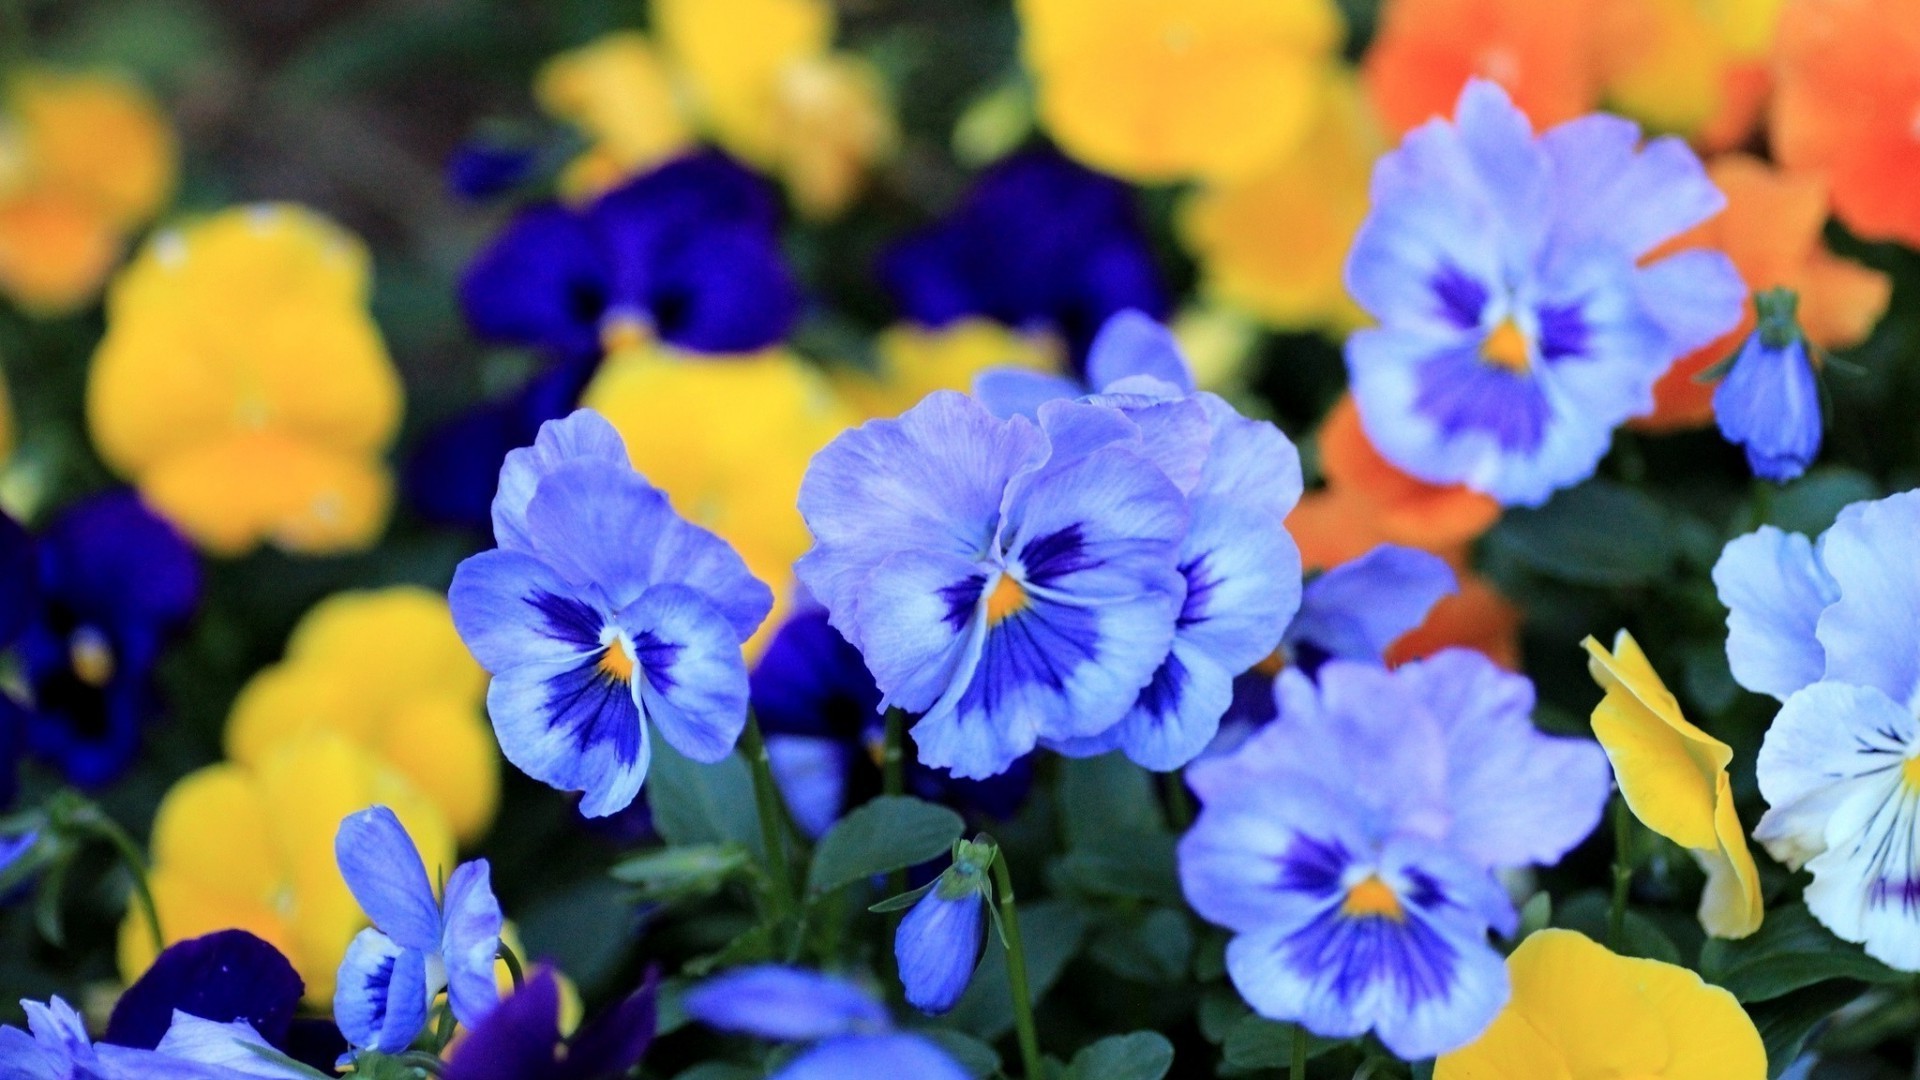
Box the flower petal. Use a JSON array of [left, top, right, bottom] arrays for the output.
[[1712, 525, 1837, 701], [333, 930, 430, 1054], [623, 584, 751, 763], [440, 860, 504, 1029], [335, 807, 441, 951]]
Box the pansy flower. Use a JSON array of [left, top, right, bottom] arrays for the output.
[[1343, 80, 1745, 506], [450, 409, 773, 816], [1, 994, 316, 1079], [1180, 651, 1610, 1057], [1715, 492, 1920, 968], [445, 966, 657, 1080], [333, 806, 502, 1057], [684, 965, 969, 1080], [534, 32, 694, 202], [797, 388, 1189, 780], [1363, 0, 1603, 135], [880, 148, 1167, 360], [5, 492, 198, 792]]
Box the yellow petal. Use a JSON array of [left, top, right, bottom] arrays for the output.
[[837, 319, 1062, 420], [134, 431, 393, 557], [378, 696, 501, 847], [1697, 771, 1766, 939], [536, 31, 693, 177], [287, 587, 488, 708], [11, 68, 176, 227], [654, 0, 835, 166], [1583, 631, 1726, 850]]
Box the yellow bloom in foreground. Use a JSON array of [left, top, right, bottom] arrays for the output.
[[1585, 630, 1763, 939], [1437, 930, 1765, 1079], [536, 32, 695, 202], [87, 205, 403, 556], [1179, 74, 1380, 334], [582, 345, 856, 654], [1018, 0, 1346, 183], [121, 735, 454, 1006], [0, 68, 176, 313], [226, 587, 498, 844], [835, 319, 1063, 420]]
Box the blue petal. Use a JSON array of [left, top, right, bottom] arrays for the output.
[[0, 510, 34, 649], [335, 807, 441, 952], [1712, 525, 1837, 701], [847, 548, 989, 717], [1191, 396, 1304, 520], [1085, 310, 1194, 395], [333, 930, 431, 1054], [972, 368, 1084, 420], [1106, 644, 1236, 772], [406, 356, 599, 532], [440, 860, 504, 1029], [443, 968, 562, 1080], [1715, 336, 1822, 483], [1540, 114, 1726, 259], [775, 1034, 972, 1080], [1636, 249, 1747, 358], [449, 549, 606, 675], [37, 490, 199, 658], [147, 1014, 313, 1077], [1176, 497, 1303, 678], [459, 202, 604, 355], [767, 735, 851, 839], [492, 409, 633, 555], [105, 930, 304, 1051], [896, 888, 986, 1015], [1811, 492, 1920, 704], [487, 644, 651, 819], [1288, 545, 1457, 664], [683, 966, 889, 1041], [622, 584, 752, 763], [749, 609, 882, 741], [560, 967, 659, 1079]]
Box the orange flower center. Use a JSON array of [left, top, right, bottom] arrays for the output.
[[600, 313, 653, 356], [69, 628, 115, 688], [986, 573, 1028, 624], [1341, 876, 1406, 921], [1480, 318, 1532, 374], [597, 641, 636, 684]]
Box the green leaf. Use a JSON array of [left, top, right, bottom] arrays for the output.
[[1064, 1032, 1174, 1080], [949, 901, 1090, 1040], [1058, 754, 1167, 851], [1087, 908, 1192, 983], [806, 796, 964, 895], [1748, 980, 1866, 1079], [920, 1029, 1002, 1078], [1700, 902, 1904, 1002], [647, 742, 764, 860], [1488, 480, 1677, 586], [1219, 1016, 1340, 1073], [1764, 467, 1878, 536], [1552, 892, 1682, 966], [609, 844, 751, 900]]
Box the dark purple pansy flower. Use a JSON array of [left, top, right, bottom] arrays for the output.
[[446, 966, 657, 1080], [105, 930, 304, 1053], [406, 355, 598, 531], [879, 147, 1167, 361]]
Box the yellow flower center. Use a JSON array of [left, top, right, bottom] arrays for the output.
[[1341, 876, 1406, 921], [1480, 318, 1533, 373], [600, 313, 653, 356], [597, 641, 636, 684], [1253, 647, 1288, 678], [986, 573, 1028, 624], [1902, 754, 1920, 791], [69, 628, 115, 688]]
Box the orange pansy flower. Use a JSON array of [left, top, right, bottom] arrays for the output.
[[1364, 0, 1603, 135]]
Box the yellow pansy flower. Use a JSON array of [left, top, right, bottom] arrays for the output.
[[226, 587, 499, 845], [536, 31, 695, 202], [120, 734, 455, 1006], [1585, 630, 1764, 939], [1596, 0, 1782, 146], [1017, 0, 1346, 183], [86, 204, 403, 556], [581, 344, 856, 654], [1179, 74, 1380, 335], [0, 68, 176, 314], [1437, 929, 1766, 1079], [835, 319, 1063, 420]]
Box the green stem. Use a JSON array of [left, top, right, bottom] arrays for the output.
[[1608, 797, 1634, 950], [882, 708, 906, 798], [1164, 769, 1195, 831], [90, 814, 164, 956], [398, 1050, 450, 1077], [1291, 1024, 1308, 1080], [741, 713, 797, 923], [989, 849, 1044, 1080], [496, 939, 526, 992]]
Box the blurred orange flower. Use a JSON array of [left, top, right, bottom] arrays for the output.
[[1595, 0, 1782, 149], [1364, 0, 1603, 134], [1641, 155, 1892, 430], [1772, 0, 1920, 246]]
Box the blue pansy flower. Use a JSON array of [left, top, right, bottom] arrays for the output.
[[0, 995, 315, 1078], [1714, 288, 1822, 483], [1216, 543, 1457, 751], [446, 139, 542, 202], [3, 493, 199, 796], [333, 806, 503, 1056], [106, 930, 305, 1056], [446, 966, 657, 1080], [893, 839, 994, 1015], [685, 966, 969, 1080], [1715, 492, 1920, 968], [753, 608, 1034, 837], [1343, 80, 1746, 507], [1179, 651, 1610, 1058], [461, 150, 798, 359], [973, 311, 1306, 770], [450, 409, 773, 815], [880, 148, 1167, 360], [797, 390, 1189, 780]]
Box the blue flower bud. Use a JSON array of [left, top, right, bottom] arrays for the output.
[[1714, 289, 1821, 483], [895, 842, 994, 1015]]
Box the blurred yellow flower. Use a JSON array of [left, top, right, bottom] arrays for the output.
[[1017, 0, 1345, 183], [120, 734, 455, 1006], [226, 587, 499, 845], [1179, 74, 1380, 334], [1585, 630, 1763, 939], [835, 319, 1062, 420], [582, 344, 856, 653], [0, 68, 176, 314], [536, 31, 695, 202], [653, 0, 894, 217], [1597, 0, 1782, 148], [1436, 929, 1766, 1079], [87, 205, 403, 557]]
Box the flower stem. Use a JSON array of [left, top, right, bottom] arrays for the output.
[[496, 939, 526, 992], [1608, 797, 1633, 950], [1164, 769, 1195, 831], [741, 713, 797, 923], [1291, 1024, 1308, 1080], [88, 811, 164, 956], [988, 849, 1044, 1080], [882, 708, 906, 798]]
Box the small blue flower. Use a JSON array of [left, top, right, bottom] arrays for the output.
[[450, 409, 773, 816], [461, 150, 798, 359], [0, 995, 313, 1078], [881, 149, 1167, 360], [797, 390, 1189, 779], [105, 930, 304, 1054], [685, 966, 969, 1080], [1343, 80, 1746, 506], [1714, 289, 1822, 483], [1180, 651, 1611, 1057], [895, 840, 995, 1014], [446, 966, 657, 1080], [333, 806, 503, 1056]]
